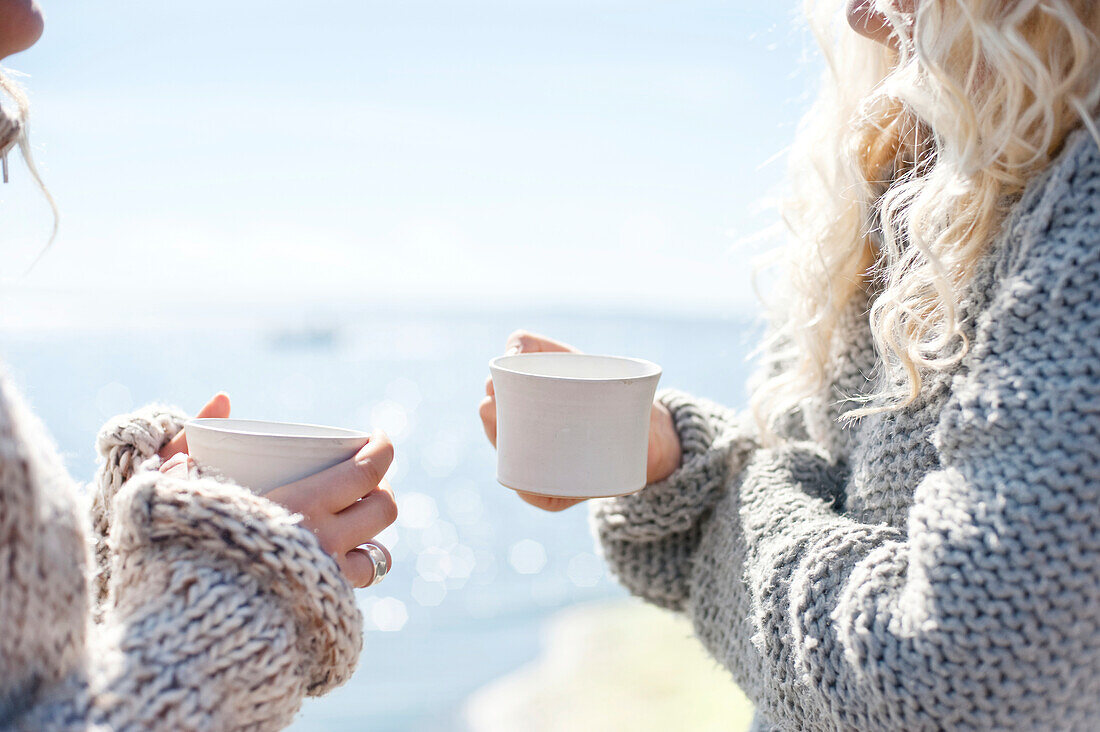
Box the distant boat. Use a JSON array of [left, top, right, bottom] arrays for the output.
[[268, 325, 339, 350]]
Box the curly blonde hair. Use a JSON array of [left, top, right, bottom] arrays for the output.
[[0, 68, 58, 263], [752, 0, 1100, 439]]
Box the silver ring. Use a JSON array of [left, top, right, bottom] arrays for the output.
[[363, 543, 389, 587]]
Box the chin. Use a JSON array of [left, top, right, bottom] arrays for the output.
[[0, 0, 45, 58], [845, 0, 894, 45], [846, 0, 875, 28]]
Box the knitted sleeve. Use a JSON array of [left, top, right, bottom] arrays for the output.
[[590, 389, 758, 610], [91, 404, 188, 609], [684, 141, 1100, 729], [19, 470, 363, 731], [0, 374, 91, 724]]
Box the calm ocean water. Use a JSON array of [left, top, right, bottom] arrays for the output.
[[0, 305, 757, 731]]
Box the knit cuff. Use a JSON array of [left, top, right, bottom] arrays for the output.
[[110, 471, 363, 696], [591, 389, 755, 542], [95, 403, 187, 489], [91, 404, 188, 610]]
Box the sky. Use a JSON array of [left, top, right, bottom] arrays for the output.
[[0, 0, 820, 325]]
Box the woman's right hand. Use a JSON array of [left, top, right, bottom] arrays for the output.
[[478, 330, 683, 512]]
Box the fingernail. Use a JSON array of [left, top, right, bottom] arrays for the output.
[[506, 345, 521, 355]]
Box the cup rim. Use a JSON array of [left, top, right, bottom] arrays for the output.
[[186, 418, 369, 440], [489, 352, 662, 382]]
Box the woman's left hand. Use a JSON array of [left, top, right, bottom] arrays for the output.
[[265, 433, 397, 588], [156, 392, 397, 588]]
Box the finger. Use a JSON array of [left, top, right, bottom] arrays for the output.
[[159, 452, 189, 473], [161, 461, 190, 480], [158, 392, 232, 460], [646, 401, 681, 484], [504, 330, 580, 355], [516, 491, 583, 512], [158, 433, 187, 462], [197, 392, 232, 419], [159, 454, 194, 480], [338, 542, 392, 589], [479, 396, 497, 447], [484, 375, 494, 397], [268, 430, 394, 515], [324, 481, 398, 554]]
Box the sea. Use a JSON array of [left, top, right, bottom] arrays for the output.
[[0, 304, 759, 731]]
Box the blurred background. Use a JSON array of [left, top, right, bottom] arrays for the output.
[[0, 1, 819, 729]]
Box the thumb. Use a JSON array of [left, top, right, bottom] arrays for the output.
[[504, 330, 579, 355], [158, 392, 231, 460], [196, 392, 231, 419]]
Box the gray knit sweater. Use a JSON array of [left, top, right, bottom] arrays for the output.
[[593, 126, 1100, 731], [0, 379, 362, 729]]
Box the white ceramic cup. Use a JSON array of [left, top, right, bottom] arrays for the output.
[[490, 353, 662, 499], [184, 418, 370, 494]]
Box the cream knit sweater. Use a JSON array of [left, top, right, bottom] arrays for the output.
[[0, 378, 362, 730], [593, 126, 1100, 730]]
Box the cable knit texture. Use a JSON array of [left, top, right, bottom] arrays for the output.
[[0, 382, 363, 730], [91, 403, 188, 611], [592, 126, 1100, 730]]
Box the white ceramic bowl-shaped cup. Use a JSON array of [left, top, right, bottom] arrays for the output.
[[184, 419, 370, 494], [490, 353, 662, 499]]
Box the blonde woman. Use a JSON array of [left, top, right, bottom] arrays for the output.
[[0, 3, 397, 728], [481, 0, 1100, 728]]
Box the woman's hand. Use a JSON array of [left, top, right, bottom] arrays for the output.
[[478, 330, 682, 512], [264, 433, 397, 588], [158, 392, 231, 462], [158, 392, 397, 588]]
